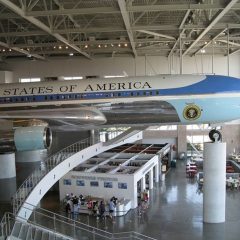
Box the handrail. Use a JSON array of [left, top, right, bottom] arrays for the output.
[[21, 202, 157, 240], [12, 136, 95, 215], [0, 212, 15, 238], [1, 203, 157, 240]]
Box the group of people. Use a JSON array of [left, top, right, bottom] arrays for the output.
[[64, 193, 117, 221]]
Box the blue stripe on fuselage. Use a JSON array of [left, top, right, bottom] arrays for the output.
[[160, 75, 240, 95]]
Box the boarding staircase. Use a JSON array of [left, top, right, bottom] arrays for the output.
[[13, 129, 142, 220], [0, 129, 159, 239]]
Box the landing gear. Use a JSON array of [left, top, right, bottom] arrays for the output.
[[209, 129, 222, 142]]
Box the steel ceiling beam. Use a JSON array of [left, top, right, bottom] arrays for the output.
[[0, 0, 91, 59], [168, 10, 190, 57], [128, 3, 240, 12], [23, 3, 240, 16], [118, 0, 137, 57], [183, 0, 238, 56], [194, 29, 227, 55], [0, 41, 45, 60], [25, 7, 119, 16], [137, 30, 175, 40]]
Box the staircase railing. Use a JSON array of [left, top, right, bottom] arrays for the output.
[[0, 212, 15, 239], [22, 202, 157, 240], [13, 137, 95, 215]]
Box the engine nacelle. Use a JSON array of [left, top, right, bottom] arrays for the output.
[[14, 126, 52, 151]]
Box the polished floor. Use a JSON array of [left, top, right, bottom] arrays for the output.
[[1, 160, 240, 239]]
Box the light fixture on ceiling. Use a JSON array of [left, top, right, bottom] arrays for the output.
[[65, 46, 69, 49], [118, 43, 121, 47], [124, 43, 128, 47], [104, 44, 107, 48], [69, 53, 74, 56], [98, 44, 101, 48], [9, 49, 12, 51], [200, 49, 206, 53], [53, 46, 56, 49], [204, 41, 208, 45], [84, 44, 88, 48], [2, 49, 5, 52], [111, 44, 114, 47], [59, 46, 62, 49]]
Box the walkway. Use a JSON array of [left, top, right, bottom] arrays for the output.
[[39, 160, 240, 240], [2, 159, 240, 239]]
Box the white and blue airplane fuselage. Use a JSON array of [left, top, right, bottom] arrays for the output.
[[0, 74, 240, 127]]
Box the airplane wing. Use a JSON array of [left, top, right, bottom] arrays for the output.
[[0, 106, 107, 130]]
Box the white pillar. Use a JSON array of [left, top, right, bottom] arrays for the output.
[[0, 153, 16, 179], [141, 176, 146, 192], [203, 142, 226, 223], [149, 169, 154, 189], [15, 149, 47, 163], [155, 163, 159, 183]]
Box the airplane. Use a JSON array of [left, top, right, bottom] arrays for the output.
[[0, 73, 240, 148]]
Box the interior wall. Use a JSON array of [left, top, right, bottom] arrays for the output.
[[4, 54, 240, 82]]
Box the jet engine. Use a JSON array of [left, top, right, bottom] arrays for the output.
[[0, 126, 52, 152]]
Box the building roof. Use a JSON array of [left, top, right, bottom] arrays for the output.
[[0, 0, 240, 60]]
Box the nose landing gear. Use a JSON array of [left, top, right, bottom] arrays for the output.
[[209, 129, 222, 142]]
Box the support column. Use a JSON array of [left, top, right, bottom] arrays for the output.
[[0, 152, 16, 179], [15, 149, 47, 163], [155, 163, 159, 183], [90, 129, 95, 144], [149, 169, 154, 189], [203, 142, 226, 223], [141, 176, 146, 192]]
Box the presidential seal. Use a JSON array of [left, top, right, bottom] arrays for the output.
[[183, 105, 201, 120]]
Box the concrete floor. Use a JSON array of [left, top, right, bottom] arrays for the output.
[[1, 160, 240, 239]]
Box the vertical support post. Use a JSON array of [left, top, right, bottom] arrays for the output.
[[227, 28, 230, 76], [149, 169, 154, 189], [154, 163, 159, 183], [141, 176, 146, 192], [203, 142, 226, 223], [179, 32, 183, 74], [212, 41, 214, 74]]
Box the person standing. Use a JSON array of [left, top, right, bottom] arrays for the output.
[[99, 200, 105, 219], [109, 199, 116, 222]]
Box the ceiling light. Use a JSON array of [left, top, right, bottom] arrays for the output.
[[104, 44, 107, 48], [65, 46, 68, 49], [98, 44, 101, 48], [124, 43, 128, 47], [118, 43, 121, 47], [69, 53, 74, 56], [9, 49, 12, 51], [53, 46, 56, 49], [2, 49, 5, 52], [59, 46, 62, 49], [111, 44, 114, 47], [204, 41, 208, 45], [84, 44, 88, 48], [200, 49, 206, 53]]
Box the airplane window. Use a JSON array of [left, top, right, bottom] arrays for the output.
[[56, 96, 60, 100], [50, 96, 53, 100], [156, 91, 159, 95], [143, 92, 146, 96], [33, 97, 36, 101], [21, 97, 24, 101], [44, 96, 48, 100], [118, 93, 121, 97], [150, 92, 152, 96], [131, 92, 134, 96]]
